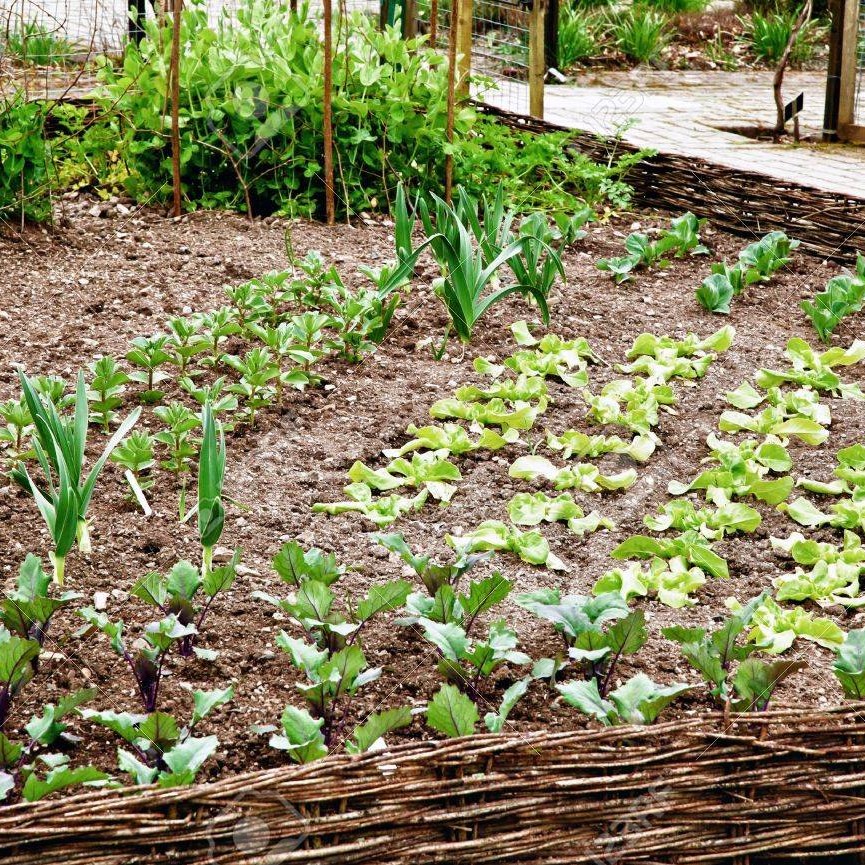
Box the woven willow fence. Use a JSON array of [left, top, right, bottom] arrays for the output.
[[4, 707, 865, 864], [478, 103, 865, 265]]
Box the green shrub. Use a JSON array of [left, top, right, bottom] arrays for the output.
[[453, 120, 644, 213], [0, 92, 51, 224], [609, 7, 670, 64]]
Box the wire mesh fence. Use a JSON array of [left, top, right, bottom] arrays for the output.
[[417, 0, 533, 115], [0, 0, 377, 55]]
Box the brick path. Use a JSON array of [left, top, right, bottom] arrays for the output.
[[484, 69, 865, 200]]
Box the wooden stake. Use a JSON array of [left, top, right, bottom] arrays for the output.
[[323, 0, 335, 224], [528, 0, 546, 120], [455, 0, 472, 98], [170, 0, 182, 217], [430, 0, 438, 48], [444, 0, 458, 202]]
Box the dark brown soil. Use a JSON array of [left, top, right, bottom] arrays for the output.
[[0, 197, 863, 789]]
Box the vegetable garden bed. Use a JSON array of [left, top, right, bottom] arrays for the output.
[[3, 197, 865, 861]]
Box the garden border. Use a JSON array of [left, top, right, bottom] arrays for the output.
[[477, 102, 865, 265], [4, 706, 865, 863]]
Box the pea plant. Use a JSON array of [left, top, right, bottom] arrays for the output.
[[448, 520, 567, 570], [0, 397, 32, 468], [87, 356, 129, 433], [254, 542, 412, 760], [126, 335, 174, 404], [154, 402, 199, 516], [110, 430, 156, 515], [12, 370, 141, 584]]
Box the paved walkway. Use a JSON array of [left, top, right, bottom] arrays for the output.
[[484, 69, 865, 200]]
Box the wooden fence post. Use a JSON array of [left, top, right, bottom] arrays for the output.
[[456, 0, 472, 97], [445, 0, 459, 201], [837, 0, 860, 138], [528, 0, 546, 120], [169, 0, 182, 216], [323, 0, 335, 224]]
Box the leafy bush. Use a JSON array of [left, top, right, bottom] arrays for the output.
[[0, 93, 50, 224], [642, 0, 710, 12]]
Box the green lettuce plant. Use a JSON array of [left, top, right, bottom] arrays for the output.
[[508, 455, 637, 493], [429, 396, 547, 432], [594, 558, 707, 609], [643, 499, 761, 540], [503, 322, 597, 387], [448, 520, 567, 570], [755, 337, 865, 399], [582, 377, 675, 439], [313, 484, 429, 527], [507, 491, 615, 535], [619, 325, 734, 383], [668, 433, 793, 505], [611, 532, 729, 579], [725, 595, 845, 653], [802, 256, 865, 343], [382, 422, 518, 459], [347, 449, 461, 502], [770, 531, 865, 607], [545, 430, 655, 463]]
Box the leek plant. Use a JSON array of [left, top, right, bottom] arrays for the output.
[[197, 403, 226, 579], [13, 371, 140, 584]]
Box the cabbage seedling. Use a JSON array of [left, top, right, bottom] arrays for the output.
[[13, 370, 140, 584]]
